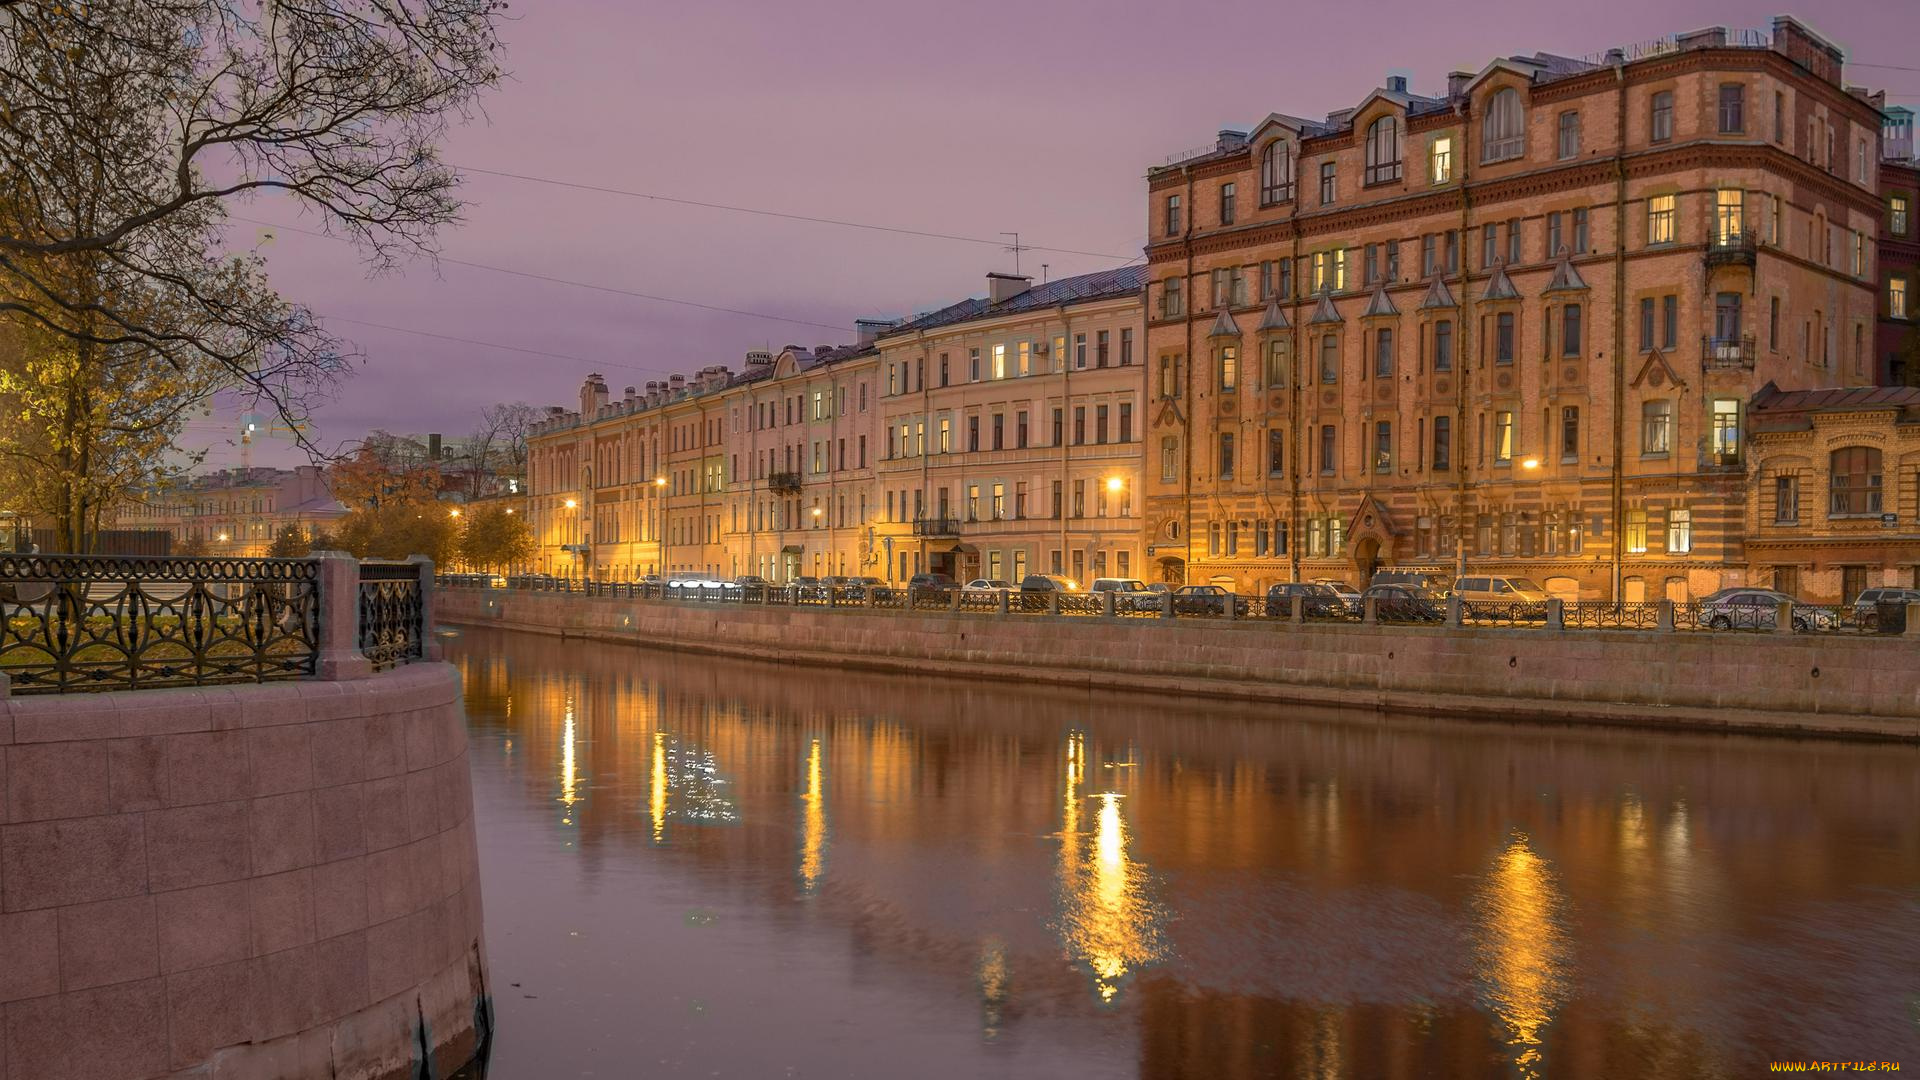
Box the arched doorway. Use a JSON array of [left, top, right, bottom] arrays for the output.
[[1351, 536, 1381, 585], [1157, 556, 1186, 585]]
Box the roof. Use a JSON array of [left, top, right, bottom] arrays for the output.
[[1482, 266, 1520, 301], [1256, 298, 1291, 331], [1750, 382, 1920, 414], [880, 266, 1147, 338], [1206, 309, 1242, 338], [1361, 285, 1399, 318], [1418, 277, 1458, 310]]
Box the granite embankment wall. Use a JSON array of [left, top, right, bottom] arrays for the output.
[[0, 663, 486, 1080], [442, 588, 1920, 741]]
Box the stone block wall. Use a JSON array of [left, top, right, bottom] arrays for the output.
[[0, 664, 486, 1080], [442, 589, 1920, 740]]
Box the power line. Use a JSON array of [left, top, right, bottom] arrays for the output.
[[1849, 61, 1920, 74], [232, 215, 853, 334], [450, 164, 1140, 262], [320, 314, 594, 363]]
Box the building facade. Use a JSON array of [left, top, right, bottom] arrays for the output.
[[1143, 17, 1886, 600], [872, 269, 1147, 586], [1878, 106, 1918, 386], [115, 466, 345, 556]]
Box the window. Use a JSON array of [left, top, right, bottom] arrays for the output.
[[1320, 161, 1336, 205], [1444, 230, 1458, 275], [938, 418, 951, 454], [1118, 404, 1131, 443], [1374, 328, 1394, 377], [1718, 83, 1744, 133], [1893, 277, 1910, 319], [1319, 425, 1336, 475], [1074, 333, 1087, 368], [1560, 406, 1579, 460], [1573, 208, 1589, 253], [1432, 415, 1451, 470], [1774, 90, 1785, 144], [1165, 194, 1181, 235], [992, 344, 1007, 379], [1160, 436, 1178, 482], [1626, 509, 1648, 554], [1217, 345, 1238, 392], [1894, 194, 1911, 237], [1829, 447, 1883, 516], [968, 348, 980, 381], [1311, 250, 1347, 292], [1365, 116, 1401, 184], [1264, 339, 1289, 388], [1433, 319, 1454, 371], [1481, 225, 1497, 270], [1495, 312, 1515, 363], [1714, 292, 1742, 345], [1774, 475, 1799, 524], [1650, 90, 1673, 143], [1260, 140, 1294, 203], [1546, 212, 1562, 259], [1641, 400, 1672, 455], [1493, 411, 1514, 463], [1483, 88, 1524, 161], [1018, 410, 1030, 447], [1663, 295, 1678, 350], [1714, 189, 1744, 244], [1162, 277, 1183, 318], [1562, 303, 1582, 356], [993, 412, 1005, 450], [1267, 429, 1284, 477], [1374, 421, 1392, 473], [1219, 182, 1237, 226], [1648, 194, 1676, 245], [1507, 219, 1521, 264], [1430, 135, 1453, 184], [1710, 399, 1740, 464], [1120, 328, 1134, 366], [1385, 241, 1399, 281], [1557, 110, 1580, 159], [1365, 243, 1379, 285], [1218, 432, 1235, 478], [1853, 231, 1867, 278], [1319, 334, 1339, 384], [1639, 297, 1655, 351], [1157, 355, 1179, 399]]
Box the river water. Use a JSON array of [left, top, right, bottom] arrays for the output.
[[446, 626, 1919, 1079]]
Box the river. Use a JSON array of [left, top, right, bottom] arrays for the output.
[[446, 626, 1919, 1079]]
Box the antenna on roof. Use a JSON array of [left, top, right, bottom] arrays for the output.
[[1001, 232, 1026, 277], [1041, 263, 1050, 283]]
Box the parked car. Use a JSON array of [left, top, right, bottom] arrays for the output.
[[839, 576, 892, 601], [1853, 587, 1920, 627], [1089, 577, 1159, 612], [1314, 579, 1364, 615], [1266, 581, 1355, 618], [666, 571, 731, 593], [1696, 588, 1837, 631], [1451, 575, 1552, 603], [906, 572, 957, 600], [1371, 568, 1454, 594], [733, 574, 772, 590], [963, 578, 1013, 592], [1361, 583, 1447, 622], [1013, 573, 1077, 611], [1171, 584, 1249, 617], [788, 575, 827, 599]]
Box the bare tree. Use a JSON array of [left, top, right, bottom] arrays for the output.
[[465, 400, 536, 496], [0, 0, 506, 548]]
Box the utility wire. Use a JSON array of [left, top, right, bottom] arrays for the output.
[[232, 216, 855, 335], [450, 164, 1140, 262]]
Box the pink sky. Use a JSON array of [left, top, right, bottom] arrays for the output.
[[204, 0, 1920, 467]]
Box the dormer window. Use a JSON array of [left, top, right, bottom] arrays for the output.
[[1482, 88, 1524, 162], [1261, 139, 1294, 204], [1365, 117, 1402, 185]]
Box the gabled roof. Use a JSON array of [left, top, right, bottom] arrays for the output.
[[1482, 266, 1520, 301], [1307, 292, 1343, 324], [880, 265, 1146, 338], [1543, 254, 1589, 293], [1361, 285, 1400, 318], [1207, 308, 1242, 338], [1256, 298, 1291, 332], [1419, 276, 1458, 310], [1749, 381, 1920, 415]]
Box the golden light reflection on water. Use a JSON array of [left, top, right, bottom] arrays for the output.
[[558, 697, 579, 825], [977, 938, 1008, 1039], [1473, 832, 1572, 1080], [799, 738, 827, 891], [1056, 732, 1165, 1004], [649, 730, 667, 843]]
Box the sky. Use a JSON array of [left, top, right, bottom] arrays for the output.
[[200, 0, 1920, 469]]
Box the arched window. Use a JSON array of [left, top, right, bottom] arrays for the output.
[[1829, 447, 1883, 516], [1482, 88, 1525, 162], [1260, 139, 1294, 204], [1365, 117, 1402, 184]]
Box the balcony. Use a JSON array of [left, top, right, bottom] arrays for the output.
[[1703, 335, 1756, 370], [911, 516, 962, 538], [1705, 229, 1757, 270], [768, 471, 803, 495]]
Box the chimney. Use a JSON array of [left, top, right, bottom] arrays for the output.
[[854, 318, 894, 348], [1447, 70, 1472, 97], [668, 373, 685, 394], [1216, 128, 1248, 152], [814, 344, 836, 357], [1386, 74, 1408, 94], [578, 374, 607, 419], [427, 433, 442, 461], [1605, 48, 1625, 66], [744, 350, 774, 368], [987, 272, 1032, 304]]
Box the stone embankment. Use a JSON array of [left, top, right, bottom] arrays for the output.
[[441, 588, 1920, 742]]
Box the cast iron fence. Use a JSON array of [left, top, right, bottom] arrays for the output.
[[0, 554, 320, 693], [356, 561, 426, 672]]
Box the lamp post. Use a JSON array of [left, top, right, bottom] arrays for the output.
[[1105, 475, 1127, 581], [653, 476, 667, 578], [811, 504, 824, 579]]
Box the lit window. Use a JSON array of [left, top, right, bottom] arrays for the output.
[[1493, 410, 1514, 463], [1626, 509, 1648, 554], [1715, 189, 1744, 243], [1894, 194, 1911, 237], [1430, 135, 1453, 184], [1710, 399, 1740, 464], [1648, 194, 1676, 245], [1892, 277, 1909, 319], [1641, 400, 1672, 455]]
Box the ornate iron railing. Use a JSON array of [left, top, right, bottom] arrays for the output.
[[0, 554, 319, 694], [357, 561, 424, 672], [1460, 600, 1549, 627]]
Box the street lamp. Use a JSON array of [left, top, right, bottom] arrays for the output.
[[449, 508, 461, 518], [1521, 458, 1540, 471], [652, 477, 667, 577]]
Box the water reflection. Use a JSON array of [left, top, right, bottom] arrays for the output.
[[1473, 833, 1571, 1080], [1056, 732, 1167, 1004], [451, 628, 1920, 1079]]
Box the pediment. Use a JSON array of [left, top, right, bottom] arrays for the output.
[[1629, 348, 1685, 391]]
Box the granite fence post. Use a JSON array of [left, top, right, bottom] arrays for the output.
[[313, 551, 372, 681]]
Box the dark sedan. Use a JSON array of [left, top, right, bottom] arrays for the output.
[[1171, 584, 1249, 617], [1360, 583, 1447, 622]]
